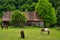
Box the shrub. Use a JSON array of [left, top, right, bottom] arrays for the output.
[[11, 10, 27, 27]]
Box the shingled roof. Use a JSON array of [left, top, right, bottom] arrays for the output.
[[24, 11, 43, 21], [2, 11, 11, 21], [2, 11, 43, 22]]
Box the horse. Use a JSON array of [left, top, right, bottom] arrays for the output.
[[1, 21, 9, 29], [41, 28, 50, 35], [20, 30, 25, 39], [1, 24, 8, 29]]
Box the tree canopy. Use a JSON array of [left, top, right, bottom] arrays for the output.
[[49, 0, 60, 26], [35, 0, 57, 27], [49, 0, 60, 9], [0, 0, 38, 11]]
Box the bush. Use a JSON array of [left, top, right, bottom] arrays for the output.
[[56, 27, 60, 30], [11, 10, 27, 27], [0, 11, 4, 18]]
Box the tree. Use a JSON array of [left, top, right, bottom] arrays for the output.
[[0, 0, 7, 17], [56, 6, 60, 26], [49, 0, 60, 26], [50, 0, 60, 26], [0, 0, 38, 12], [35, 0, 57, 27], [18, 0, 37, 11], [11, 10, 27, 27], [49, 0, 60, 9]]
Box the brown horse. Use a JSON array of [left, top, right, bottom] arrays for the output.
[[2, 24, 8, 29], [41, 28, 50, 35], [1, 21, 9, 29], [20, 30, 25, 39]]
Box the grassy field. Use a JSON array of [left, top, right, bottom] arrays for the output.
[[0, 27, 60, 40]]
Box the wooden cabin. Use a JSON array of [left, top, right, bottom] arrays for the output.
[[2, 11, 44, 27], [24, 11, 44, 27], [2, 11, 11, 26]]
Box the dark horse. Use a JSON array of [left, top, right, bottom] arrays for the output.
[[41, 28, 50, 35], [1, 21, 9, 29], [20, 30, 25, 39]]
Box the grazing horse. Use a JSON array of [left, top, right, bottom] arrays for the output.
[[41, 28, 50, 35], [20, 30, 25, 39], [2, 24, 8, 29], [1, 21, 9, 29]]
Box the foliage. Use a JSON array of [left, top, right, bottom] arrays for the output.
[[49, 0, 60, 9], [11, 10, 27, 27], [56, 6, 60, 25], [0, 0, 38, 11], [49, 0, 60, 26], [18, 0, 37, 11], [35, 0, 57, 27], [0, 11, 4, 17], [56, 27, 60, 30], [4, 5, 16, 11]]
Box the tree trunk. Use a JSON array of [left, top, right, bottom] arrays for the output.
[[44, 20, 46, 28], [44, 20, 50, 28]]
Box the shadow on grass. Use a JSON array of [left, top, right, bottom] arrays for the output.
[[8, 26, 42, 28], [41, 33, 50, 35]]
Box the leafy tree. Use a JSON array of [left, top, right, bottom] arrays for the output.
[[4, 4, 16, 11], [35, 0, 57, 27], [49, 0, 60, 26], [0, 0, 7, 17], [0, 11, 4, 17], [11, 10, 27, 27], [49, 0, 60, 9], [0, 0, 38, 12], [56, 6, 60, 26], [18, 0, 37, 11]]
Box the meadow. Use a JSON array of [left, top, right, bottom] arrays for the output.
[[0, 27, 60, 40]]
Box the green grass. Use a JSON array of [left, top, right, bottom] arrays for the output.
[[0, 27, 60, 40]]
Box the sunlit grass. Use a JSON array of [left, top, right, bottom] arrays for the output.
[[0, 27, 60, 40]]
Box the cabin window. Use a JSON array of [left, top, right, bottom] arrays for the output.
[[36, 22, 44, 27], [36, 22, 40, 26]]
